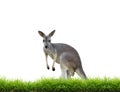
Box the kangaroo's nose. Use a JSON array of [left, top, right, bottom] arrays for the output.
[[45, 46, 48, 49]]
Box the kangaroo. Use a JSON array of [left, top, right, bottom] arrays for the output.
[[38, 30, 87, 79]]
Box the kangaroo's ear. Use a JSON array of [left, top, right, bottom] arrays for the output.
[[49, 30, 55, 37], [38, 31, 45, 37]]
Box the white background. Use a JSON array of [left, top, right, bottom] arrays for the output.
[[0, 0, 120, 81]]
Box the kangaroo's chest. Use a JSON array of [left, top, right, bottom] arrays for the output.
[[47, 50, 54, 59], [44, 48, 60, 63], [44, 48, 55, 59]]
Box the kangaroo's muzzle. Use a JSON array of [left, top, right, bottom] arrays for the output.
[[45, 45, 48, 49]]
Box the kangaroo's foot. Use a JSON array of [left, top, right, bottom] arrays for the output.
[[52, 66, 55, 71], [47, 65, 50, 70]]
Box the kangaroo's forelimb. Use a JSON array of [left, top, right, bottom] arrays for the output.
[[45, 53, 49, 70]]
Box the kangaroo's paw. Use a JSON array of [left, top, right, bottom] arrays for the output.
[[47, 66, 50, 70], [52, 67, 55, 71]]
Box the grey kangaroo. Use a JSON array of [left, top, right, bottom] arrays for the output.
[[38, 30, 87, 79]]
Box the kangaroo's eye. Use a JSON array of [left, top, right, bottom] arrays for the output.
[[43, 40, 45, 42], [48, 40, 51, 42]]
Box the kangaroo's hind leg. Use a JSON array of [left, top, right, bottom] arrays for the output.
[[60, 69, 67, 79], [60, 59, 70, 79], [60, 52, 75, 79], [60, 69, 73, 79], [67, 70, 74, 78]]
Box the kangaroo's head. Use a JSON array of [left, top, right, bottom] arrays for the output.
[[38, 30, 55, 49]]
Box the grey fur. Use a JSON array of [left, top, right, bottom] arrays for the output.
[[38, 30, 87, 79]]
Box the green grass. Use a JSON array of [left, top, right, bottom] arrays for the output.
[[0, 77, 120, 92]]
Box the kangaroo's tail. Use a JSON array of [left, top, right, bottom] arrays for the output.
[[75, 67, 87, 79]]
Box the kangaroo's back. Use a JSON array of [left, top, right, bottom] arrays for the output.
[[52, 43, 79, 57], [52, 43, 82, 65]]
